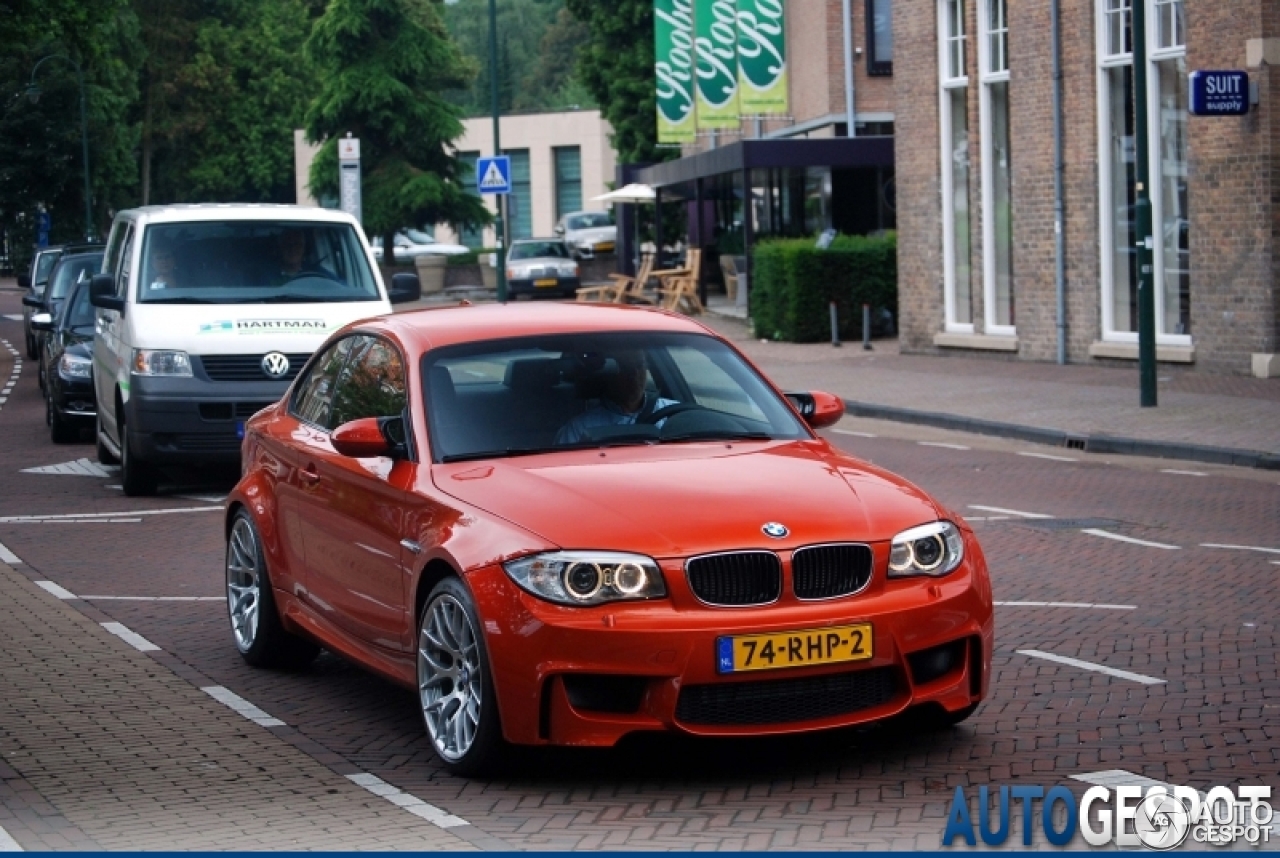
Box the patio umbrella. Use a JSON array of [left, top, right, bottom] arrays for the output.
[[592, 184, 656, 270]]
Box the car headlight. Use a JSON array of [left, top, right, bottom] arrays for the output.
[[503, 551, 667, 606], [132, 349, 192, 377], [58, 352, 93, 379], [888, 521, 964, 577], [559, 263, 578, 276]]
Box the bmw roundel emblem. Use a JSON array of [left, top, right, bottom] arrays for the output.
[[261, 351, 291, 379], [762, 522, 789, 539]]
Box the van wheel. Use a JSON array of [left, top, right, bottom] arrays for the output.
[[96, 413, 119, 465], [119, 412, 157, 496]]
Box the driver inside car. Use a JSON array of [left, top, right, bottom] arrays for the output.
[[555, 348, 678, 445], [272, 228, 337, 284]]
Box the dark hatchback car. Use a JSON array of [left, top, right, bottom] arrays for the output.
[[26, 248, 104, 391], [32, 280, 96, 442], [19, 246, 66, 359], [504, 239, 580, 299]]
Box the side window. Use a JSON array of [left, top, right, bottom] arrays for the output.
[[291, 337, 358, 428], [330, 336, 407, 428], [116, 225, 135, 297], [103, 222, 126, 280]]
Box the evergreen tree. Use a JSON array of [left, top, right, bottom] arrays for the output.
[[305, 0, 490, 252]]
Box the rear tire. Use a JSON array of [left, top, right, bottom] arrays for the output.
[[226, 509, 319, 669], [119, 411, 158, 496], [25, 333, 37, 360]]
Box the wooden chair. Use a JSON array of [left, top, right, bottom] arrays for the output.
[[576, 254, 654, 303], [658, 275, 705, 315]]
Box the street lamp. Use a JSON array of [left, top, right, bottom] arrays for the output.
[[27, 54, 94, 242]]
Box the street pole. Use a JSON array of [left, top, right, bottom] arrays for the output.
[[29, 55, 93, 242], [1132, 1, 1157, 407], [488, 0, 508, 303]]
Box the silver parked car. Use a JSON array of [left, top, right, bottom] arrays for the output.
[[554, 211, 616, 260]]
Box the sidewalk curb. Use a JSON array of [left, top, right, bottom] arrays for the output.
[[842, 399, 1280, 471]]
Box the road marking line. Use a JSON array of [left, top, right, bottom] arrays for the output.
[[965, 515, 1011, 521], [0, 506, 219, 523], [1201, 542, 1280, 555], [175, 494, 226, 504], [201, 686, 285, 727], [0, 823, 21, 851], [968, 504, 1054, 519], [831, 428, 877, 438], [20, 519, 143, 525], [101, 622, 161, 652], [1018, 649, 1165, 685], [1017, 451, 1078, 462], [918, 441, 970, 450], [0, 541, 21, 565], [20, 458, 117, 478], [83, 595, 222, 601], [35, 581, 76, 599], [1081, 528, 1180, 550], [1, 314, 24, 322], [996, 601, 1136, 610], [346, 773, 469, 829], [1161, 468, 1207, 477]]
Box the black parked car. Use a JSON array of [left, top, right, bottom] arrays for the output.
[[24, 247, 104, 390], [19, 246, 65, 359], [31, 279, 97, 443]]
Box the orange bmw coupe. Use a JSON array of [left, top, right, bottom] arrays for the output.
[[225, 303, 993, 774]]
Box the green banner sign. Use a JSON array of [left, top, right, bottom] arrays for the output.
[[656, 0, 696, 144], [737, 0, 787, 115], [695, 0, 739, 129]]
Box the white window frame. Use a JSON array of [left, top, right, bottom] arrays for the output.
[[1094, 0, 1190, 346], [939, 0, 972, 333], [978, 0, 1013, 336]]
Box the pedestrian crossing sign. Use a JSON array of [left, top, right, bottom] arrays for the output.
[[476, 156, 512, 195]]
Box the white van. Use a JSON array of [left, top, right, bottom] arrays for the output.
[[90, 204, 419, 496]]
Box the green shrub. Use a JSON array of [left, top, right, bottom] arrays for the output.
[[750, 232, 897, 342], [446, 247, 498, 267]]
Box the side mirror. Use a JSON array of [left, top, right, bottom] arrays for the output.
[[331, 416, 407, 459], [786, 391, 846, 429], [389, 272, 421, 305], [554, 224, 565, 236], [30, 312, 53, 332], [21, 293, 43, 308], [89, 273, 125, 313], [17, 273, 31, 290]]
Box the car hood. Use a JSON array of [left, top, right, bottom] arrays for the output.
[[566, 226, 616, 243], [433, 440, 942, 557]]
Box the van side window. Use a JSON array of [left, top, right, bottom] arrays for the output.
[[291, 337, 358, 429], [103, 223, 128, 289], [115, 225, 135, 297]]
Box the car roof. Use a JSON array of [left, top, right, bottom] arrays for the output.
[[352, 302, 711, 352], [51, 248, 104, 262], [511, 237, 566, 244], [114, 203, 360, 227]]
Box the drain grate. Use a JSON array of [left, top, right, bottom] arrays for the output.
[[1064, 437, 1087, 450], [1015, 518, 1126, 531]]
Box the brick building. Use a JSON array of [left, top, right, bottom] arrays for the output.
[[895, 0, 1280, 377]]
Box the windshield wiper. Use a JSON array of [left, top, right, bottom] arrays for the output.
[[141, 296, 218, 304], [440, 436, 661, 463], [658, 431, 774, 443], [441, 446, 554, 463]]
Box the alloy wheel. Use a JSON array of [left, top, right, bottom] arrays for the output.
[[418, 594, 483, 761], [226, 517, 261, 652]]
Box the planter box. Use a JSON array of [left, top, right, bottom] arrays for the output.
[[414, 254, 447, 293]]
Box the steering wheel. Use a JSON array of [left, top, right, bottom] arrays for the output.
[[639, 402, 704, 424]]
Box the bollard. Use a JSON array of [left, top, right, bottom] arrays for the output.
[[863, 303, 873, 351], [830, 300, 841, 347]]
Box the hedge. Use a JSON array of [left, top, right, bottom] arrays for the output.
[[750, 232, 897, 342]]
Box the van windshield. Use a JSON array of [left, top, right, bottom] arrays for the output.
[[137, 220, 381, 305]]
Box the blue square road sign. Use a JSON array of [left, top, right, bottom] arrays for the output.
[[476, 156, 512, 195]]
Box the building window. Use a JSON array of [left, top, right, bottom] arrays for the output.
[[939, 0, 971, 331], [1095, 0, 1189, 342], [979, 0, 1013, 332], [503, 149, 532, 240], [553, 147, 582, 220], [866, 0, 893, 76], [457, 151, 484, 248]]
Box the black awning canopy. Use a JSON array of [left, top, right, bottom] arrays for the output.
[[635, 137, 894, 189]]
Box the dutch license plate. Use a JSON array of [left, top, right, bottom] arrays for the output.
[[596, 242, 615, 252], [534, 278, 558, 287], [716, 623, 873, 674]]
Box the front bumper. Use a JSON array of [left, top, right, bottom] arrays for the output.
[[508, 276, 581, 297], [50, 373, 96, 423], [472, 539, 994, 747], [124, 374, 287, 464]]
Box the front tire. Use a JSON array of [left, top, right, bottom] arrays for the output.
[[48, 396, 76, 444], [417, 578, 505, 776], [119, 411, 158, 496], [226, 510, 319, 669], [26, 332, 37, 360]]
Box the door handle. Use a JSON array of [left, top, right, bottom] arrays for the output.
[[299, 465, 321, 485]]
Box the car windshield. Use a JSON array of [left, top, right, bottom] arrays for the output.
[[34, 250, 62, 285], [566, 213, 612, 230], [422, 332, 808, 463], [138, 220, 381, 305], [47, 253, 104, 301], [508, 242, 569, 261], [403, 229, 437, 244], [61, 282, 96, 331]]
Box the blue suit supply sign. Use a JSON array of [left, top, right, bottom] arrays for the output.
[[1189, 70, 1249, 116]]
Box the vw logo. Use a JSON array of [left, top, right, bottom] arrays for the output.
[[761, 522, 789, 539], [261, 352, 291, 379]]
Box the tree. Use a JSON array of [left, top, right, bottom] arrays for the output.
[[305, 0, 490, 252], [526, 7, 593, 111], [564, 0, 674, 165]]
